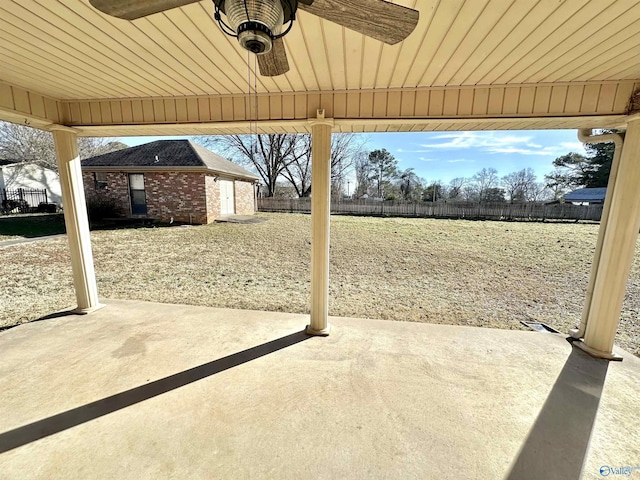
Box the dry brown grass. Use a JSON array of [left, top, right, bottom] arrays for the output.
[[1, 213, 638, 355]]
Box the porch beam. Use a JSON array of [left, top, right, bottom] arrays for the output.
[[307, 109, 334, 336], [52, 127, 103, 314], [72, 114, 630, 138], [60, 81, 638, 128], [577, 117, 640, 359], [0, 81, 62, 127]]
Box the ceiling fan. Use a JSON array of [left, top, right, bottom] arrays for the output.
[[89, 0, 420, 77]]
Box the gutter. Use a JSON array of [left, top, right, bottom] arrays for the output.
[[80, 165, 259, 182], [570, 129, 624, 339]]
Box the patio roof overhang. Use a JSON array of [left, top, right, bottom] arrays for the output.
[[1, 0, 640, 360], [0, 0, 639, 135]]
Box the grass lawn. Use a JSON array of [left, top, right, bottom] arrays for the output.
[[0, 213, 66, 240], [1, 213, 638, 355]]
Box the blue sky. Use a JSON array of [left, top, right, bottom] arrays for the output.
[[122, 130, 586, 185]]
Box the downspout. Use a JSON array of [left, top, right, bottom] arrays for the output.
[[570, 129, 624, 339], [254, 181, 259, 213]]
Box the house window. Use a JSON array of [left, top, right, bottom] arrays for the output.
[[128, 173, 147, 215], [94, 172, 108, 190]]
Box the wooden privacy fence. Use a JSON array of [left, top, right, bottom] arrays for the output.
[[258, 198, 604, 222]]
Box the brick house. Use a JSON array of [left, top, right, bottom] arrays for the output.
[[81, 140, 259, 224]]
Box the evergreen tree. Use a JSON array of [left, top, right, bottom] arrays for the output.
[[368, 149, 398, 198], [582, 140, 615, 187], [545, 130, 618, 191]]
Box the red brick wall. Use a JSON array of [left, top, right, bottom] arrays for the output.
[[83, 170, 255, 224], [144, 172, 208, 224], [83, 171, 130, 215], [234, 180, 256, 215]]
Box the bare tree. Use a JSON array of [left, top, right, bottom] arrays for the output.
[[448, 177, 466, 200], [328, 133, 364, 196], [0, 121, 127, 171], [0, 121, 56, 169], [196, 132, 364, 198], [502, 168, 537, 203], [462, 184, 479, 202], [281, 132, 364, 198], [195, 134, 305, 197], [528, 182, 552, 202], [471, 167, 499, 202], [502, 170, 524, 203], [78, 137, 128, 162], [280, 135, 313, 197], [354, 151, 373, 197]]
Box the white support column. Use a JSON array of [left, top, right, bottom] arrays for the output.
[[306, 110, 334, 336], [577, 118, 640, 359], [571, 130, 624, 339], [52, 127, 103, 314]]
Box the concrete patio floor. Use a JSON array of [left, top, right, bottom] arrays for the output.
[[0, 300, 638, 479]]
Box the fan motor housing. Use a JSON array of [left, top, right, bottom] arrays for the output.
[[214, 0, 300, 54], [237, 22, 274, 54], [213, 0, 302, 55], [215, 0, 299, 24]]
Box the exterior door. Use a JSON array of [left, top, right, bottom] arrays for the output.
[[220, 179, 235, 215], [129, 173, 147, 215]]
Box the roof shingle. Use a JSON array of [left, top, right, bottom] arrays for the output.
[[81, 140, 259, 180]]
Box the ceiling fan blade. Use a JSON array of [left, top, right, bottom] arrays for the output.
[[89, 0, 202, 20], [258, 38, 290, 76], [299, 0, 419, 45]]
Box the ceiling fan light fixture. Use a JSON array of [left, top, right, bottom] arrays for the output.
[[88, 0, 420, 77], [225, 0, 285, 54]]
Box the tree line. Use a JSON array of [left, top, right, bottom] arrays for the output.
[[196, 133, 365, 198], [353, 133, 616, 203], [0, 121, 615, 203], [354, 150, 547, 203], [203, 131, 614, 204], [0, 121, 127, 171]]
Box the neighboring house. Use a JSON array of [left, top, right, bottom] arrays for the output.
[[358, 194, 383, 201], [563, 187, 607, 205], [81, 140, 259, 224], [0, 159, 62, 205]]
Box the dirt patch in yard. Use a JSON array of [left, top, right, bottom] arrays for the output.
[[1, 213, 638, 355]]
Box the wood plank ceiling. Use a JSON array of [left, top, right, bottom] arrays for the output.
[[0, 0, 639, 133]]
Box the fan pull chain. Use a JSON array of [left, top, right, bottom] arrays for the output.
[[246, 48, 251, 134], [253, 53, 259, 155], [245, 50, 261, 156]]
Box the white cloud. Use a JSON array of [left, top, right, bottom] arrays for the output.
[[447, 159, 473, 163], [396, 148, 430, 153], [428, 133, 463, 139], [418, 157, 436, 162], [559, 141, 587, 153], [414, 131, 587, 158], [485, 146, 554, 156], [419, 131, 534, 150]]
